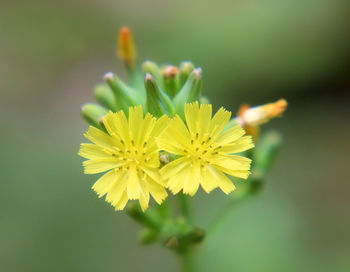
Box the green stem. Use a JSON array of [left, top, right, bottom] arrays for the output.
[[126, 65, 143, 90], [179, 193, 192, 223], [180, 249, 197, 272]]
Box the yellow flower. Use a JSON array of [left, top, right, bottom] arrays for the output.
[[78, 106, 168, 211], [157, 102, 254, 196]]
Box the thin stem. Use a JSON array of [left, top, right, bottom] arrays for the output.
[[180, 249, 197, 272], [126, 65, 143, 89], [179, 193, 192, 223]]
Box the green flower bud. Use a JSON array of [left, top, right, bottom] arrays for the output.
[[104, 72, 145, 112], [142, 61, 163, 86], [173, 68, 202, 117], [178, 61, 194, 88], [93, 84, 118, 112], [81, 103, 108, 129], [162, 65, 179, 97], [144, 73, 174, 117]]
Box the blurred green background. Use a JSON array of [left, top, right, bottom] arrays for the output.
[[1, 0, 349, 271]]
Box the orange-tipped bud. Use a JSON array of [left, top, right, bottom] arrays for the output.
[[117, 27, 136, 65], [237, 99, 288, 127], [162, 66, 179, 78]]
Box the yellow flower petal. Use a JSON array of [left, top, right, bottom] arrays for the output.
[[146, 178, 168, 204], [198, 104, 212, 137], [105, 173, 128, 205], [207, 166, 235, 194], [83, 158, 122, 174], [184, 102, 200, 134], [79, 143, 111, 160], [219, 136, 254, 154], [126, 165, 141, 200], [200, 167, 218, 193], [128, 105, 143, 140], [215, 125, 245, 146], [209, 107, 231, 140], [92, 170, 120, 197], [160, 157, 189, 181], [183, 165, 201, 196], [84, 126, 116, 152], [114, 191, 128, 211], [167, 168, 189, 194]]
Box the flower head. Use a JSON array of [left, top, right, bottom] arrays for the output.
[[237, 99, 287, 127], [157, 102, 254, 196], [236, 99, 287, 139], [79, 106, 168, 211]]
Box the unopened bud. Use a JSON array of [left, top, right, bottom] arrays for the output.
[[104, 72, 144, 112], [81, 103, 108, 129], [162, 65, 179, 97], [117, 27, 136, 66], [237, 99, 288, 127], [173, 68, 202, 117], [178, 61, 194, 87], [144, 73, 174, 117], [142, 61, 162, 84], [93, 84, 118, 112]]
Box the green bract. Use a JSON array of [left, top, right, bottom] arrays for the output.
[[82, 59, 205, 126]]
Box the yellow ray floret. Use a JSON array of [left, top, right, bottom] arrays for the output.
[[157, 102, 254, 196], [79, 106, 168, 211]]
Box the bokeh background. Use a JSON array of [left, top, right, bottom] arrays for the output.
[[1, 0, 349, 271]]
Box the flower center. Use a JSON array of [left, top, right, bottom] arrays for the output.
[[111, 140, 151, 172], [185, 132, 220, 167]]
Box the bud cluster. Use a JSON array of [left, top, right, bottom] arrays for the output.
[[82, 59, 204, 128]]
